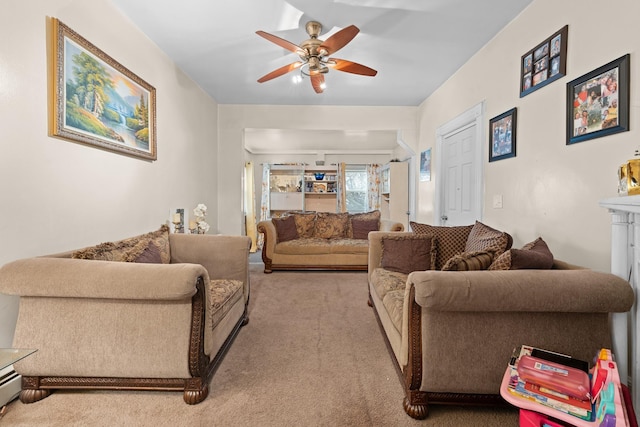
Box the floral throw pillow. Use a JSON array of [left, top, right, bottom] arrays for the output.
[[291, 212, 316, 238], [313, 213, 349, 239], [72, 225, 170, 264]]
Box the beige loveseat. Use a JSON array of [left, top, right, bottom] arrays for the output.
[[0, 226, 250, 405], [368, 222, 634, 419], [258, 210, 403, 273]]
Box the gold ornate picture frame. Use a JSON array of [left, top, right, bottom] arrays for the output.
[[48, 18, 157, 160]]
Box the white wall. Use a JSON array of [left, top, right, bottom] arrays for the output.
[[416, 0, 640, 271], [218, 105, 418, 234], [0, 0, 219, 346]]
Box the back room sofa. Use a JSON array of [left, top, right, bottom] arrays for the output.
[[258, 210, 404, 272]]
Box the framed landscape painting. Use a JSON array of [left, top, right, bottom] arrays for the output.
[[48, 18, 157, 160]]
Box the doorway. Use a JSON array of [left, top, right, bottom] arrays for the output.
[[435, 102, 484, 226]]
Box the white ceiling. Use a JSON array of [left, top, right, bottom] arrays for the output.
[[112, 0, 533, 153]]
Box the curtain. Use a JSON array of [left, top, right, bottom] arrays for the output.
[[257, 163, 271, 249], [336, 162, 347, 213], [367, 164, 381, 211], [244, 162, 258, 252]]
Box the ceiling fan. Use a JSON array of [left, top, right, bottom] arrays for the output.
[[256, 21, 377, 94]]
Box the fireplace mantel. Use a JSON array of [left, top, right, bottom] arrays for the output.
[[600, 194, 640, 213], [600, 195, 640, 412]]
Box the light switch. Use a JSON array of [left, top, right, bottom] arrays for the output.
[[493, 194, 503, 209]]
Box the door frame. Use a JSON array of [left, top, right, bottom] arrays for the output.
[[434, 101, 485, 225]]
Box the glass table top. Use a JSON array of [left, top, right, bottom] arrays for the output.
[[0, 348, 37, 371]]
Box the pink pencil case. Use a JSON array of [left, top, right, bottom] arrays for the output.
[[517, 355, 591, 401]]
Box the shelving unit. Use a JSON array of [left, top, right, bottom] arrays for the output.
[[380, 161, 409, 230], [303, 167, 337, 212], [268, 165, 338, 216], [269, 165, 304, 216]]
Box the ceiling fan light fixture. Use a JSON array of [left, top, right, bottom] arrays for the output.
[[300, 60, 329, 77], [256, 21, 376, 93]]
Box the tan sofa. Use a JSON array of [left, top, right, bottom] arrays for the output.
[[257, 210, 403, 273], [367, 227, 634, 419], [0, 226, 251, 405]]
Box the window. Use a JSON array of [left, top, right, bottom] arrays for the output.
[[345, 165, 367, 213]]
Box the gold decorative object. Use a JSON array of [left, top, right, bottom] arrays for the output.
[[619, 153, 640, 196]]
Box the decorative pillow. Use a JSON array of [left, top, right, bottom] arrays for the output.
[[132, 240, 164, 263], [72, 225, 170, 264], [347, 210, 381, 237], [381, 234, 437, 274], [313, 212, 349, 239], [498, 237, 553, 270], [465, 221, 512, 256], [144, 224, 171, 263], [291, 212, 316, 238], [410, 221, 474, 270], [351, 218, 380, 239], [489, 237, 554, 270], [441, 251, 494, 271], [272, 215, 299, 243]]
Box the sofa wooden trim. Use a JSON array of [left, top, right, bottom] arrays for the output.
[[368, 286, 504, 420], [17, 275, 249, 405], [399, 284, 504, 419]]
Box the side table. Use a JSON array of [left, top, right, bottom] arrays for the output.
[[1, 348, 37, 371], [0, 348, 37, 417]]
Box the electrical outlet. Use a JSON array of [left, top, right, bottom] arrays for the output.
[[493, 194, 503, 209]]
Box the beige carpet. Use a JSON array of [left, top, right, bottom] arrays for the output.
[[2, 264, 519, 426]]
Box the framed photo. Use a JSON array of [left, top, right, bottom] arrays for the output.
[[566, 54, 630, 145], [420, 148, 431, 182], [49, 18, 157, 160], [520, 26, 568, 97], [489, 108, 517, 162], [312, 182, 328, 193]]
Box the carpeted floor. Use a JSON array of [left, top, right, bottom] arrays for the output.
[[2, 262, 519, 426]]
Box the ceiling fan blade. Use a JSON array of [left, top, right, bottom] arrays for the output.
[[310, 74, 324, 94], [320, 25, 359, 55], [257, 62, 303, 83], [328, 58, 377, 76], [256, 30, 302, 54]]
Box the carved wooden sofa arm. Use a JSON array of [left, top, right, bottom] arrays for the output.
[[0, 234, 251, 405]]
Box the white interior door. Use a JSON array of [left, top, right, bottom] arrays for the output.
[[442, 125, 477, 225], [435, 102, 484, 226]]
